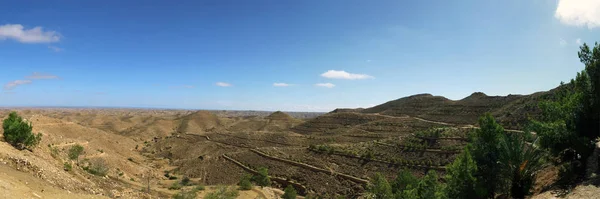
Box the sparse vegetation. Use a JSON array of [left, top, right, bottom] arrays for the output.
[[83, 158, 109, 176], [169, 182, 183, 190], [63, 162, 72, 171], [204, 186, 239, 199], [2, 112, 42, 150]]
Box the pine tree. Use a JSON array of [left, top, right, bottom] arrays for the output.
[[445, 145, 479, 199]]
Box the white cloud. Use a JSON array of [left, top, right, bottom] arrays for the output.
[[26, 72, 59, 79], [555, 0, 600, 29], [0, 24, 61, 43], [560, 38, 567, 46], [315, 83, 335, 88], [273, 83, 292, 87], [216, 82, 232, 87], [320, 70, 373, 80], [576, 38, 582, 45], [4, 80, 32, 90], [48, 46, 63, 52]]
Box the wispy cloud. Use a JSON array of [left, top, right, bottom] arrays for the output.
[[321, 70, 373, 80], [3, 80, 32, 90], [48, 46, 63, 52], [216, 82, 232, 87], [560, 38, 567, 46], [576, 38, 582, 45], [555, 0, 600, 29], [0, 24, 61, 43], [315, 83, 335, 88], [26, 72, 59, 80], [273, 83, 292, 87]]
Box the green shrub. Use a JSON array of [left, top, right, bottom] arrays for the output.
[[181, 176, 191, 186], [63, 162, 72, 171], [2, 112, 42, 150], [68, 144, 84, 163], [281, 185, 297, 199], [238, 174, 252, 190], [252, 167, 271, 187]]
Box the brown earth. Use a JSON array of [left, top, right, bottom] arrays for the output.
[[0, 87, 572, 198]]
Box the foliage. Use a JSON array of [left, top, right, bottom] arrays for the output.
[[181, 176, 191, 186], [368, 171, 444, 199], [252, 167, 271, 187], [204, 186, 239, 199], [498, 134, 545, 198], [415, 171, 444, 199], [68, 144, 84, 163], [169, 182, 183, 190], [528, 42, 600, 184], [281, 185, 297, 199], [444, 145, 479, 199], [63, 162, 72, 171], [172, 188, 199, 199], [50, 146, 59, 158], [390, 170, 418, 194], [471, 113, 505, 198], [2, 112, 42, 150], [367, 173, 393, 199], [238, 174, 252, 190]]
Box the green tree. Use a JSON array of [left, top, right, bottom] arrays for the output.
[[252, 167, 271, 187], [415, 170, 444, 199], [498, 134, 545, 198], [445, 145, 479, 199], [68, 144, 84, 164], [238, 174, 252, 190], [528, 42, 600, 183], [471, 113, 505, 198], [2, 112, 42, 150], [281, 185, 297, 199], [390, 170, 418, 196], [367, 173, 393, 199]]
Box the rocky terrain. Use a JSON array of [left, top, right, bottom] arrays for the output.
[[0, 86, 581, 198]]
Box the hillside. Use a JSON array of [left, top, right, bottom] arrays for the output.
[[360, 86, 564, 130]]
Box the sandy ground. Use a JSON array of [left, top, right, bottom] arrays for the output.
[[0, 164, 106, 199]]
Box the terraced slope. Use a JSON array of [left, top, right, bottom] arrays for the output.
[[361, 85, 565, 129]]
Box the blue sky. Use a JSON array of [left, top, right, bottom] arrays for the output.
[[1, 0, 599, 111]]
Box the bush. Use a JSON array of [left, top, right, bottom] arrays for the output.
[[63, 162, 72, 171], [2, 112, 42, 150], [282, 185, 297, 199], [367, 173, 393, 199], [181, 176, 191, 186], [204, 186, 239, 199], [172, 187, 200, 199], [252, 167, 271, 187], [238, 174, 252, 190], [68, 144, 84, 163], [83, 158, 109, 176], [169, 182, 183, 190]]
